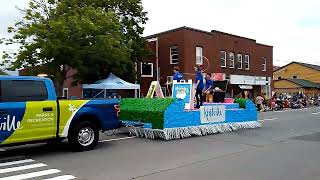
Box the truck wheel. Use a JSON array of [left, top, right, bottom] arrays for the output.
[[68, 121, 99, 151]]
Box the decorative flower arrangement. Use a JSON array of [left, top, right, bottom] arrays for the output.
[[120, 98, 175, 129], [234, 98, 248, 109]]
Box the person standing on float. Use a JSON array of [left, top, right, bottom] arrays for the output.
[[194, 65, 204, 108], [172, 66, 184, 82], [167, 66, 184, 96]]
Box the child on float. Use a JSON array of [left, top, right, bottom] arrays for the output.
[[167, 66, 184, 96], [204, 73, 213, 102], [172, 66, 184, 82]]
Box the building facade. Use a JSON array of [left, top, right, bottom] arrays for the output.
[[273, 62, 320, 96], [139, 26, 273, 99]]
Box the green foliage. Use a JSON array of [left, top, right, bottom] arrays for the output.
[[234, 98, 248, 109], [1, 0, 148, 94], [120, 98, 175, 129], [0, 70, 7, 75]]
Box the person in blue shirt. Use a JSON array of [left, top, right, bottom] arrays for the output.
[[167, 66, 184, 96], [172, 66, 184, 82], [194, 65, 204, 108], [204, 73, 213, 102]]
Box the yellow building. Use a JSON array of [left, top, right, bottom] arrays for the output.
[[273, 62, 320, 96]]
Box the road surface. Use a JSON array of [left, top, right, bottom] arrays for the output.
[[1, 107, 320, 180]]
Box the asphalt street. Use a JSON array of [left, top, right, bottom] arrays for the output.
[[1, 107, 320, 180]]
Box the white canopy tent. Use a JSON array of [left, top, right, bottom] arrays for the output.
[[82, 73, 140, 98]]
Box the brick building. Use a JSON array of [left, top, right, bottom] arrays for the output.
[[138, 26, 273, 99]]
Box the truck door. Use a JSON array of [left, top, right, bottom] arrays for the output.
[[0, 79, 58, 145]]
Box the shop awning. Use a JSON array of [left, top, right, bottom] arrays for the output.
[[239, 85, 253, 89]]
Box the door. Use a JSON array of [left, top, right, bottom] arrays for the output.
[[0, 80, 58, 145]]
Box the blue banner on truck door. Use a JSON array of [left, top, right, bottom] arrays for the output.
[[0, 102, 26, 144]]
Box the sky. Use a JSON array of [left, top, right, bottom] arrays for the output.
[[1, 0, 320, 72]]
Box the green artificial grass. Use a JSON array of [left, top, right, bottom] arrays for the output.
[[120, 98, 175, 129], [234, 98, 248, 109]]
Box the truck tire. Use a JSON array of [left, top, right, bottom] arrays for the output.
[[68, 121, 99, 151]]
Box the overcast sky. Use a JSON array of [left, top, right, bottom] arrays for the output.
[[1, 0, 320, 67]]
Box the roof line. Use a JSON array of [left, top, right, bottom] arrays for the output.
[[145, 26, 213, 39], [275, 78, 320, 88], [211, 30, 256, 42], [273, 62, 294, 73], [145, 26, 272, 46], [256, 43, 273, 47], [274, 61, 320, 73], [274, 79, 303, 87]]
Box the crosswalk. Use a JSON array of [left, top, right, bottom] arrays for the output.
[[0, 157, 76, 180]]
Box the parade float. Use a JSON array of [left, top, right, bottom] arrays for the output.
[[120, 77, 261, 140]]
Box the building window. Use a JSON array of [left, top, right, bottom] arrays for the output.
[[220, 50, 227, 67], [141, 62, 153, 77], [237, 53, 243, 69], [244, 54, 250, 70], [196, 46, 203, 65], [278, 77, 282, 80], [170, 46, 179, 64], [63, 88, 69, 99], [229, 52, 235, 68], [262, 57, 267, 71], [292, 75, 298, 79]]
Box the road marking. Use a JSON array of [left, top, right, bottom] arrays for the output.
[[258, 118, 277, 122], [274, 109, 303, 113], [99, 136, 136, 143], [312, 112, 320, 115], [43, 175, 76, 180], [0, 159, 35, 167], [0, 169, 61, 180], [0, 158, 77, 180], [0, 163, 47, 174]]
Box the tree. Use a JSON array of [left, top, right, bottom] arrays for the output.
[[0, 70, 7, 75], [1, 0, 148, 95], [56, 0, 150, 83]]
